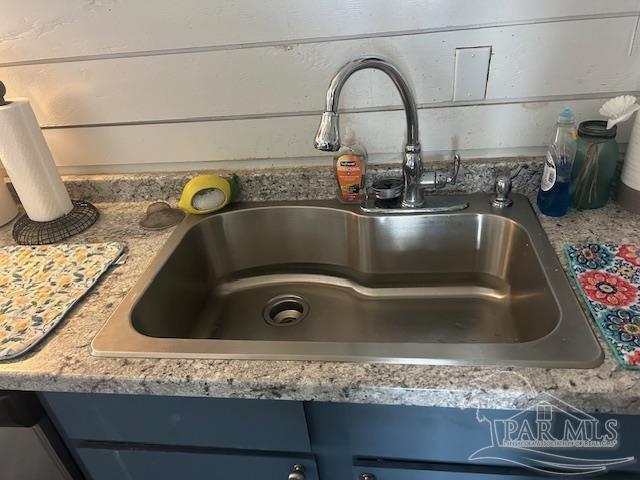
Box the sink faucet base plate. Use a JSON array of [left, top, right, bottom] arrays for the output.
[[361, 195, 469, 214]]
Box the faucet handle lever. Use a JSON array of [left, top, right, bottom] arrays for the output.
[[432, 153, 462, 189], [448, 154, 461, 185], [421, 153, 463, 190]]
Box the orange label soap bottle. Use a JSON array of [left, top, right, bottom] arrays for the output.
[[334, 129, 367, 203]]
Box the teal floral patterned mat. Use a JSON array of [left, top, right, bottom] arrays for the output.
[[565, 244, 640, 370], [0, 242, 125, 360]]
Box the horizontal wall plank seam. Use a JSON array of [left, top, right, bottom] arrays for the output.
[[40, 90, 640, 130], [2, 11, 638, 69]]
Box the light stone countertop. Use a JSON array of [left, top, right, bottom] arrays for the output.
[[0, 199, 639, 414]]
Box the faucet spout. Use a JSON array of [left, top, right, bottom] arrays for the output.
[[314, 57, 424, 207]]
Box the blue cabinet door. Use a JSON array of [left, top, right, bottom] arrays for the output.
[[77, 447, 318, 480], [353, 465, 543, 480], [307, 403, 640, 480], [41, 392, 310, 452], [352, 464, 637, 480]]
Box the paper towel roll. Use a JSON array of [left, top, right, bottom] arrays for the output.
[[0, 178, 18, 226], [622, 114, 640, 191], [0, 99, 72, 222]]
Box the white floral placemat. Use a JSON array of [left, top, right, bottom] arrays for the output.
[[0, 242, 126, 360]]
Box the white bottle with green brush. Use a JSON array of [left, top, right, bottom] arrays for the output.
[[599, 95, 640, 213]]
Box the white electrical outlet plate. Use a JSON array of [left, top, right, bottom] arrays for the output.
[[453, 46, 491, 101]]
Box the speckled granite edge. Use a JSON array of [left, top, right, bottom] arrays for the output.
[[5, 156, 545, 204]]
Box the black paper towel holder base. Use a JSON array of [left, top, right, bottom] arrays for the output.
[[12, 200, 99, 245]]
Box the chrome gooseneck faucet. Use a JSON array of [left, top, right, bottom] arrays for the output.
[[314, 57, 425, 207]]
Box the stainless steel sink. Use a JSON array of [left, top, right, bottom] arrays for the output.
[[92, 194, 603, 367]]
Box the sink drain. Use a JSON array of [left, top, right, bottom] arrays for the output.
[[263, 295, 309, 327]]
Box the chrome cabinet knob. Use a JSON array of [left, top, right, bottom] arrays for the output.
[[360, 474, 376, 480], [288, 464, 305, 480]]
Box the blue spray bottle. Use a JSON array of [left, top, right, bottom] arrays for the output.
[[537, 107, 577, 217]]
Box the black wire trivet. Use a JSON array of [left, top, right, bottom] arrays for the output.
[[12, 200, 99, 245]]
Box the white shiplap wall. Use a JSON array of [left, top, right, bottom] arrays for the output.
[[1, 0, 640, 173]]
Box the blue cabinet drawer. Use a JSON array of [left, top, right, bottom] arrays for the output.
[[41, 392, 310, 452], [353, 463, 635, 480], [308, 403, 640, 479], [77, 447, 318, 480], [308, 403, 490, 465], [352, 465, 544, 480], [308, 403, 640, 468]]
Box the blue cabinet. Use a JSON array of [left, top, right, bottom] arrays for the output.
[[352, 465, 543, 480], [351, 463, 636, 480], [40, 392, 640, 480], [77, 447, 317, 480], [42, 392, 310, 452], [308, 403, 640, 480], [40, 392, 316, 480]]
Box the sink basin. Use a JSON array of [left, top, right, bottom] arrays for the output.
[[92, 194, 603, 367]]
